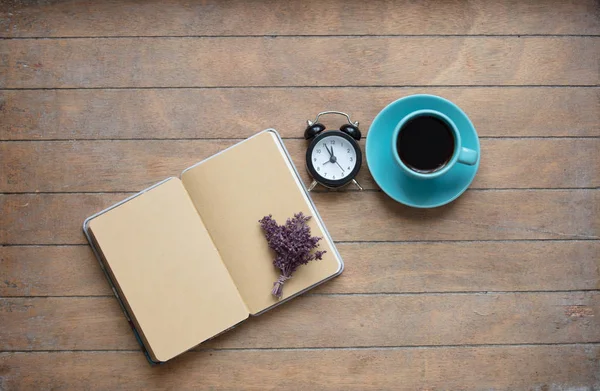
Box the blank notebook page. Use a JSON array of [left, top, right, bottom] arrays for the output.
[[181, 131, 341, 315], [87, 178, 248, 362]]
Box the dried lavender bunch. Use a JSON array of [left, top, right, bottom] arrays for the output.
[[259, 212, 326, 299]]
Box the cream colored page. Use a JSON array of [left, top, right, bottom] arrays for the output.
[[88, 178, 248, 362], [181, 131, 341, 315]]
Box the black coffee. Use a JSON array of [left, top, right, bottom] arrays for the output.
[[396, 115, 455, 173]]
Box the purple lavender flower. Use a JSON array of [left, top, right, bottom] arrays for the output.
[[259, 212, 326, 299]]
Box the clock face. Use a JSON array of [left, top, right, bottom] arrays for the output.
[[306, 130, 362, 188]]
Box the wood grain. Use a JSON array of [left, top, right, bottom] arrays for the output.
[[1, 191, 598, 244], [2, 38, 598, 88], [1, 0, 598, 389], [0, 245, 111, 296], [1, 0, 599, 37], [1, 292, 598, 350], [1, 139, 598, 192], [2, 88, 599, 140], [1, 346, 598, 390], [2, 241, 598, 297]]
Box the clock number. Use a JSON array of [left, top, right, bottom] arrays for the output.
[[313, 157, 317, 162], [331, 140, 335, 145], [341, 142, 344, 147], [333, 175, 336, 179], [350, 157, 353, 162], [322, 143, 327, 148], [347, 148, 350, 153], [317, 166, 320, 171], [324, 172, 327, 177], [316, 149, 321, 154], [347, 166, 351, 170]]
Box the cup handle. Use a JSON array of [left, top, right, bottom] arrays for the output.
[[458, 147, 478, 166]]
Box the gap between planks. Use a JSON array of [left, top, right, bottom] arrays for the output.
[[3, 238, 599, 246], [2, 238, 599, 245], [2, 188, 598, 195], [2, 342, 600, 353], [1, 137, 599, 142], [2, 289, 600, 299], [1, 34, 600, 40], [2, 85, 600, 91]]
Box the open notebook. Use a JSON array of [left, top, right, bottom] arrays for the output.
[[83, 130, 343, 363]]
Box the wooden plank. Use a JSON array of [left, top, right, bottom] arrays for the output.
[[1, 190, 597, 244], [0, 346, 598, 390], [1, 0, 599, 37], [325, 241, 600, 294], [0, 245, 111, 296], [3, 241, 599, 297], [1, 38, 598, 88], [1, 139, 598, 193], [1, 292, 598, 350], [2, 88, 599, 140]]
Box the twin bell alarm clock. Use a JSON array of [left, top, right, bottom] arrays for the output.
[[304, 111, 363, 191]]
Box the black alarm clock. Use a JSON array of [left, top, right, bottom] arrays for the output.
[[304, 111, 363, 191]]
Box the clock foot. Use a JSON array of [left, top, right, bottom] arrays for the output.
[[352, 179, 363, 190], [307, 180, 318, 192]]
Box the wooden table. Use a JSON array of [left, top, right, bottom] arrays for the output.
[[1, 1, 598, 389]]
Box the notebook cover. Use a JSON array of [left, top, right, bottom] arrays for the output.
[[83, 129, 344, 363]]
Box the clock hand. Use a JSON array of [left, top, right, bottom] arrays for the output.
[[325, 145, 333, 158], [330, 146, 344, 172]]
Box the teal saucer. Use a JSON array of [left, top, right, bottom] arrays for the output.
[[366, 94, 480, 208]]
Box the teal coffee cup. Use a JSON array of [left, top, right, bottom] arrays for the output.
[[391, 109, 478, 180]]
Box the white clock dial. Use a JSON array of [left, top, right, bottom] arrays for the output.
[[310, 135, 357, 181]]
